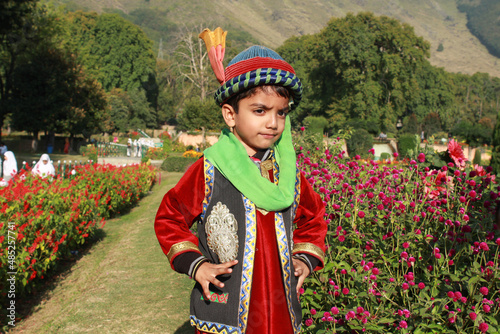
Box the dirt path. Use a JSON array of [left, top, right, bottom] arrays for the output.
[[8, 172, 194, 334]]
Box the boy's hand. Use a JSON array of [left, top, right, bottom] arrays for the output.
[[293, 258, 310, 299], [195, 260, 238, 300]]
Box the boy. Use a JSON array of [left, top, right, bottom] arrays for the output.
[[154, 27, 327, 334]]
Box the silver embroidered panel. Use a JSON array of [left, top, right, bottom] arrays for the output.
[[205, 202, 239, 263]]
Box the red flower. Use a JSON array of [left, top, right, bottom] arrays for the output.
[[448, 139, 467, 169]]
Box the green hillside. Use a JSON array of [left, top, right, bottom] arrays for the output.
[[53, 0, 500, 77]]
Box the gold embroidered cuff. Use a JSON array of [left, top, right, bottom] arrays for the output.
[[292, 243, 325, 263], [167, 241, 201, 263]]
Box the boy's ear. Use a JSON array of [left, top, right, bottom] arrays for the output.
[[221, 104, 236, 128]]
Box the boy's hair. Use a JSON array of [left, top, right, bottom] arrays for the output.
[[224, 85, 291, 113]]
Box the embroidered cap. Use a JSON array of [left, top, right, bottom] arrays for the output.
[[199, 28, 302, 108]]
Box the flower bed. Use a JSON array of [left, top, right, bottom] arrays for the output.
[[0, 163, 156, 301], [297, 137, 499, 333]]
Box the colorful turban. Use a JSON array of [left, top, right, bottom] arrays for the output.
[[199, 28, 302, 108]]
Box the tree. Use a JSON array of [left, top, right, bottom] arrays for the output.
[[173, 24, 216, 101], [0, 0, 40, 137], [177, 97, 224, 132], [307, 12, 431, 131], [490, 116, 500, 174], [63, 11, 158, 110]]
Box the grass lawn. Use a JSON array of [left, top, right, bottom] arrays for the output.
[[8, 171, 194, 334]]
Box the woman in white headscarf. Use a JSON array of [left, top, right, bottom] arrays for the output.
[[32, 153, 55, 178], [2, 151, 18, 183]]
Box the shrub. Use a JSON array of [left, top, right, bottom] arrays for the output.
[[298, 137, 499, 333], [398, 134, 419, 158], [183, 150, 202, 158], [380, 152, 391, 161], [304, 116, 329, 137], [161, 156, 199, 172], [144, 147, 169, 161], [0, 163, 156, 303], [79, 144, 98, 163], [473, 148, 482, 165], [346, 129, 373, 158]]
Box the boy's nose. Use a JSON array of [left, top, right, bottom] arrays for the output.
[[266, 114, 278, 129]]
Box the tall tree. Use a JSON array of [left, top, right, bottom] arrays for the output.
[[63, 11, 158, 110], [307, 12, 431, 132], [0, 0, 39, 137]]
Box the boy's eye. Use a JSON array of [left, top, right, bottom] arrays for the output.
[[254, 109, 265, 114], [277, 110, 288, 117]]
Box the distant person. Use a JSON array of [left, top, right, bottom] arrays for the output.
[[32, 154, 55, 179], [0, 142, 7, 156], [133, 139, 138, 157], [1, 151, 18, 184], [421, 131, 425, 141], [379, 132, 387, 139], [127, 137, 132, 157], [64, 137, 70, 154]]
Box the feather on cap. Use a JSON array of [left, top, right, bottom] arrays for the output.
[[199, 27, 227, 84]]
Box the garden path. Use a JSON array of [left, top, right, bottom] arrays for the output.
[[8, 172, 194, 334]]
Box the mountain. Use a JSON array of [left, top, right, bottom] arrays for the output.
[[56, 0, 500, 77]]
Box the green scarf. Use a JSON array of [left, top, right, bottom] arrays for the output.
[[203, 117, 296, 212]]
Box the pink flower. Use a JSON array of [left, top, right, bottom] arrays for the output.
[[483, 304, 491, 313], [418, 282, 425, 289], [448, 139, 467, 168], [342, 288, 350, 295], [480, 287, 489, 296], [358, 211, 365, 218], [310, 308, 317, 315], [368, 148, 375, 155], [346, 310, 355, 320], [305, 318, 313, 326], [479, 322, 489, 333], [469, 312, 477, 320], [331, 306, 339, 315], [300, 126, 305, 132], [393, 152, 399, 158], [399, 320, 408, 329]]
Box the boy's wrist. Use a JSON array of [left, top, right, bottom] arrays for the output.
[[173, 252, 206, 276], [293, 254, 320, 275]]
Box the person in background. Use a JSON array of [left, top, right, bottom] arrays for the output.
[[127, 137, 132, 157], [32, 153, 55, 179], [64, 137, 70, 154], [0, 142, 7, 156], [2, 151, 18, 184], [133, 139, 138, 157]]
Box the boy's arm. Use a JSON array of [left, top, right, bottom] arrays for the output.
[[154, 158, 206, 273], [292, 172, 328, 272]]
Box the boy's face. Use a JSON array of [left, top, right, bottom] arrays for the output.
[[222, 87, 289, 156]]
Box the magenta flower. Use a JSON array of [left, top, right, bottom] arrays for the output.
[[399, 320, 408, 329], [469, 312, 477, 320], [331, 306, 339, 315], [358, 211, 365, 218], [342, 288, 349, 295], [480, 287, 489, 296], [479, 322, 489, 333], [418, 282, 425, 289], [305, 318, 313, 326]]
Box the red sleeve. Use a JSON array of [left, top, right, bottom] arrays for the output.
[[292, 171, 328, 271], [154, 158, 205, 269]]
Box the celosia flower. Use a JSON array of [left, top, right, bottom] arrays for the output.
[[448, 139, 467, 169]]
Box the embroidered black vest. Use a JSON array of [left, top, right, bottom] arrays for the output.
[[189, 157, 302, 334]]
